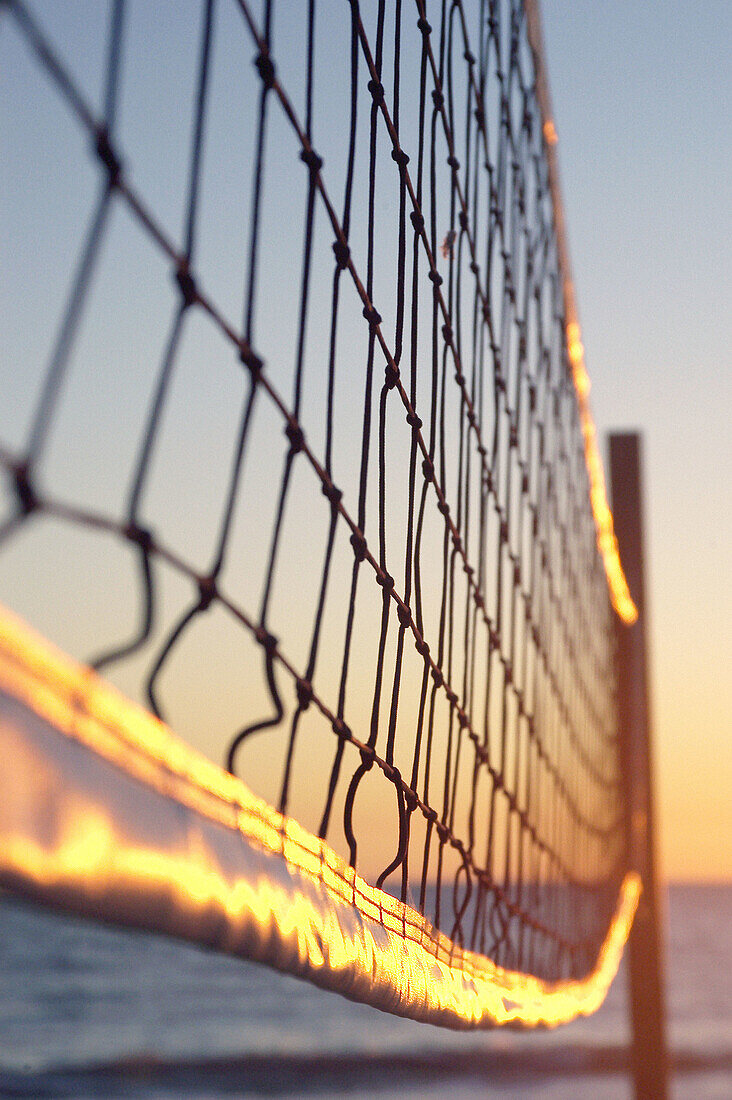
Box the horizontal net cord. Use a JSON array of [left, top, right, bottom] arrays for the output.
[[1, 0, 630, 998], [0, 604, 640, 1029]]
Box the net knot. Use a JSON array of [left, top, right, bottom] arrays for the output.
[[431, 89, 444, 110], [332, 239, 350, 270], [367, 79, 385, 105], [421, 456, 434, 480], [322, 481, 343, 506], [404, 788, 418, 813], [197, 575, 216, 610], [377, 571, 394, 591], [396, 602, 411, 627], [417, 17, 432, 35], [384, 364, 399, 389], [415, 635, 430, 658], [409, 210, 425, 233], [13, 463, 37, 515], [447, 154, 460, 171], [458, 210, 469, 232], [406, 411, 422, 430], [94, 126, 121, 183], [441, 323, 453, 344], [255, 626, 278, 652], [428, 269, 443, 287], [362, 304, 382, 329], [437, 499, 450, 518], [382, 761, 399, 783], [175, 263, 198, 308], [435, 821, 449, 843], [255, 52, 276, 89], [300, 147, 323, 173], [285, 421, 305, 454], [124, 522, 153, 552], [331, 717, 347, 739], [464, 48, 476, 66], [359, 746, 374, 771], [431, 666, 444, 688], [350, 530, 367, 562], [391, 147, 409, 168], [295, 677, 313, 711], [240, 346, 264, 378]]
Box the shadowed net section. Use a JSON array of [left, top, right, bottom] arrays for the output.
[[0, 0, 632, 1010]]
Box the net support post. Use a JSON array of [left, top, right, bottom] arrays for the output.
[[608, 432, 668, 1099]]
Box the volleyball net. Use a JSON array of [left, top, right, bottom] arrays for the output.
[[0, 0, 639, 1027]]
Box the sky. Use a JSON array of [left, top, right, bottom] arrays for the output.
[[541, 0, 731, 881], [1, 0, 730, 887]]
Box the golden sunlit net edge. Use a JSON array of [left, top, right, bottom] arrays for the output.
[[0, 605, 639, 1029]]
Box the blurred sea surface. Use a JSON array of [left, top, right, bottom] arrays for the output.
[[0, 884, 729, 1099]]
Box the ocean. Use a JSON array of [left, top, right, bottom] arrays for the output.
[[0, 885, 729, 1099]]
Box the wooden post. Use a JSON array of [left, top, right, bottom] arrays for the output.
[[609, 432, 669, 1099]]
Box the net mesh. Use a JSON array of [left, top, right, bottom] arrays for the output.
[[1, 0, 626, 985]]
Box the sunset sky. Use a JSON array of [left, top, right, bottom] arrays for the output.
[[542, 0, 731, 881]]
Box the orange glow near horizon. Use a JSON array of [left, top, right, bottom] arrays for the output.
[[0, 604, 640, 1030]]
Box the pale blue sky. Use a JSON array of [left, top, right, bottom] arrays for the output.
[[542, 0, 731, 879]]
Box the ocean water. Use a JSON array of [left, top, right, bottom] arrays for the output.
[[0, 886, 729, 1099]]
